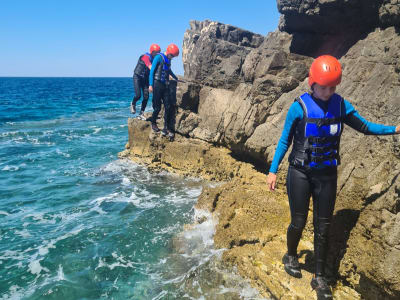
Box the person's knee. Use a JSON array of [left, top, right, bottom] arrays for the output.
[[289, 214, 307, 234], [316, 218, 331, 239], [143, 89, 149, 100], [132, 93, 141, 102]]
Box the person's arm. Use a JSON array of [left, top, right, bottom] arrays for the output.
[[169, 69, 178, 81], [141, 55, 152, 70], [343, 100, 397, 135], [149, 55, 161, 92], [267, 102, 303, 190]]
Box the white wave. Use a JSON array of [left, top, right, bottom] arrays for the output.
[[90, 206, 106, 215], [180, 209, 217, 249], [95, 254, 135, 271], [57, 264, 65, 281], [2, 165, 19, 171], [0, 285, 25, 300], [90, 192, 120, 206], [93, 128, 101, 134], [121, 176, 131, 186], [0, 250, 25, 262], [14, 229, 31, 238], [55, 148, 70, 158], [23, 212, 56, 224], [0, 211, 10, 216], [28, 258, 49, 275]]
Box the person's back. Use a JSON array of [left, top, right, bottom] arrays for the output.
[[130, 44, 161, 116]]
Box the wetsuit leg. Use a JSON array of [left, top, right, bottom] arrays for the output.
[[310, 167, 337, 276], [131, 75, 142, 106], [167, 81, 177, 132], [140, 78, 149, 113], [151, 80, 164, 124], [162, 85, 172, 131], [286, 166, 311, 256]]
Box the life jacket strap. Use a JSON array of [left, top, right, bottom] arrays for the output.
[[308, 136, 339, 144], [309, 152, 338, 163], [310, 145, 336, 154], [305, 117, 342, 127]]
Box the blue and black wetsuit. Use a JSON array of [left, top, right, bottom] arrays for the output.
[[149, 53, 178, 131], [132, 53, 153, 113], [270, 92, 396, 276]]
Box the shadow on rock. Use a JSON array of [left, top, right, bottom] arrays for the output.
[[328, 209, 360, 280]]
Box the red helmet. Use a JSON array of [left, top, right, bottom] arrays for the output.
[[149, 44, 161, 54], [166, 43, 179, 57], [308, 55, 342, 87]]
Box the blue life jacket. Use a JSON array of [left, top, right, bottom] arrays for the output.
[[154, 53, 171, 83], [134, 53, 153, 78], [288, 93, 344, 168]]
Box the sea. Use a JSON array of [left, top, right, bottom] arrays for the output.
[[0, 77, 265, 300]]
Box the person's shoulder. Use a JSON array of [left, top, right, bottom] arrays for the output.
[[287, 98, 304, 119]]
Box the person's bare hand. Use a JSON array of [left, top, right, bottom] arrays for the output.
[[149, 86, 153, 93], [267, 172, 277, 191]]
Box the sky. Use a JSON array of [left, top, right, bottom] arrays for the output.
[[1, 1, 280, 77]]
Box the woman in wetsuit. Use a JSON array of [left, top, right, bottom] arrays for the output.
[[267, 55, 400, 300]]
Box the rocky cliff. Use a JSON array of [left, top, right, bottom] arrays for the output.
[[121, 1, 400, 299]]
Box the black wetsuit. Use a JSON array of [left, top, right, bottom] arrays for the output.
[[131, 54, 152, 112], [270, 93, 397, 277], [149, 54, 178, 131]]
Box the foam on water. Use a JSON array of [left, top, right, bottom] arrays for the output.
[[0, 78, 266, 300]]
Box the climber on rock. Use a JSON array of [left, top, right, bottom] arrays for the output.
[[131, 44, 161, 119], [267, 55, 400, 300], [149, 43, 179, 140]]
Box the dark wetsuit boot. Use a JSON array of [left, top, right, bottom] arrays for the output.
[[311, 276, 332, 300], [282, 253, 301, 278]]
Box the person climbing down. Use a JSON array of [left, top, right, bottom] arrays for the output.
[[266, 55, 400, 300], [131, 44, 161, 118], [148, 43, 179, 137]]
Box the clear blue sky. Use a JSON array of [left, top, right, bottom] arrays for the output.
[[1, 1, 280, 77]]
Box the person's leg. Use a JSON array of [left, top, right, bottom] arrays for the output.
[[311, 167, 337, 277], [167, 81, 177, 133], [140, 78, 149, 114], [283, 166, 312, 278], [151, 81, 164, 131], [162, 86, 171, 134], [131, 76, 142, 113], [286, 166, 312, 256], [309, 167, 337, 300]]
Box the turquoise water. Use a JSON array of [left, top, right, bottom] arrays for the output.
[[0, 78, 263, 300]]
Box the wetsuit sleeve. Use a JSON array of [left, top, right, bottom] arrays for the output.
[[149, 55, 161, 87], [269, 102, 303, 174], [343, 100, 396, 135], [141, 55, 151, 68], [170, 69, 178, 81]]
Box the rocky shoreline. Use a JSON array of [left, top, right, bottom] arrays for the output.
[[120, 1, 400, 299], [119, 119, 361, 299]]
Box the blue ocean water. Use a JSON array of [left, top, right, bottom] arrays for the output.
[[0, 78, 263, 300]]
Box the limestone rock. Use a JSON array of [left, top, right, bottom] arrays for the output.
[[277, 0, 400, 34], [182, 20, 264, 90]]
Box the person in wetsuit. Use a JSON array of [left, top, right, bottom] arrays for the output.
[[148, 43, 179, 139], [131, 44, 161, 118], [267, 55, 400, 300]]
